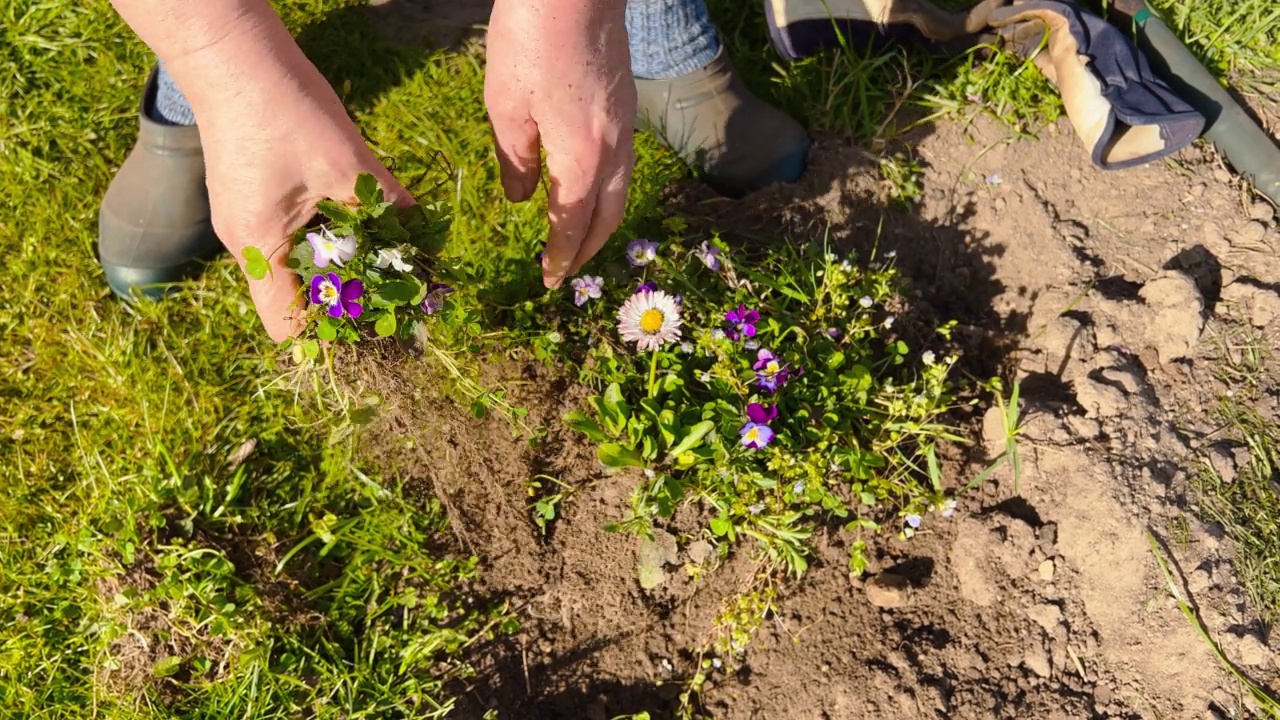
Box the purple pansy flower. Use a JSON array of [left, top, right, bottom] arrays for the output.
[[905, 514, 922, 529], [725, 304, 759, 342], [826, 327, 842, 339], [421, 283, 454, 315], [571, 275, 604, 306], [636, 280, 658, 294], [626, 238, 659, 266], [752, 348, 791, 392], [739, 402, 777, 450], [310, 272, 363, 319], [306, 227, 357, 268], [694, 242, 722, 271]]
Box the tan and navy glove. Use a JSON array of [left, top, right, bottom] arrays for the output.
[[986, 0, 1204, 169], [766, 0, 1206, 170]]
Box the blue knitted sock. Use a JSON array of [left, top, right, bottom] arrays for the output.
[[147, 61, 197, 126], [627, 0, 721, 80]]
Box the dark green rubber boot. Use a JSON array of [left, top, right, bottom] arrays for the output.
[[635, 47, 811, 198], [97, 68, 221, 300]]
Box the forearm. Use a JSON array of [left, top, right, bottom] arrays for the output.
[[108, 0, 323, 116]]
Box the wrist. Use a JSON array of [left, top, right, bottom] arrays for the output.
[[112, 1, 327, 119]]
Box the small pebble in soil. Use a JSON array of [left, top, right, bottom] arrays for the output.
[[864, 572, 910, 609], [1248, 201, 1275, 222], [1231, 633, 1270, 667], [1027, 603, 1064, 632], [1038, 559, 1056, 582], [1232, 220, 1268, 246], [1187, 567, 1212, 594], [1024, 642, 1052, 678]]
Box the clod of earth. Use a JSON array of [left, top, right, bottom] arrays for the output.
[[1138, 270, 1206, 365], [865, 572, 911, 609]]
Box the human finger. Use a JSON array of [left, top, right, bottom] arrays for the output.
[[569, 139, 634, 276], [542, 150, 602, 289]]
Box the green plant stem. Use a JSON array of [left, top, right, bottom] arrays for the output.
[[647, 350, 659, 398]]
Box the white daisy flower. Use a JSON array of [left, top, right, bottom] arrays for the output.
[[617, 289, 682, 351]]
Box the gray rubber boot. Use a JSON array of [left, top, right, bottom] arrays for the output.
[[635, 47, 811, 198], [98, 67, 220, 300]]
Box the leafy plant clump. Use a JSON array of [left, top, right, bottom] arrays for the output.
[[243, 173, 458, 358], [553, 220, 971, 578]]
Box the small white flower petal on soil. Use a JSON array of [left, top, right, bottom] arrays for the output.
[[617, 290, 683, 351]]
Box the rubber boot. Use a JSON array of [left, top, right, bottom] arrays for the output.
[[635, 47, 811, 198], [98, 67, 220, 300]]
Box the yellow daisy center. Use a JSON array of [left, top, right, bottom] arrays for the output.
[[639, 308, 665, 334]]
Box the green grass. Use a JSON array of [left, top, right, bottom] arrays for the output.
[[1194, 399, 1280, 626], [1148, 0, 1280, 93], [2, 0, 1278, 716]]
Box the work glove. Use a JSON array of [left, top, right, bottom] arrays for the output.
[[765, 0, 1011, 62], [986, 0, 1205, 169]]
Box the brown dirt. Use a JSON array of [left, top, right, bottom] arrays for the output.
[[348, 6, 1280, 716], [354, 108, 1280, 719]]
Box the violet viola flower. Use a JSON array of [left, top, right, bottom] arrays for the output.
[[307, 227, 357, 268], [752, 348, 791, 393], [571, 275, 603, 307], [626, 238, 659, 266], [421, 283, 454, 315], [739, 402, 777, 450], [724, 304, 759, 341], [694, 241, 722, 271], [310, 272, 363, 319], [636, 280, 658, 294]]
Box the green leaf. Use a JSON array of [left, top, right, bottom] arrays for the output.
[[657, 409, 677, 448], [152, 656, 182, 678], [598, 443, 645, 469], [846, 364, 873, 393], [243, 247, 270, 280], [826, 351, 846, 370], [316, 319, 338, 342], [376, 212, 411, 242], [602, 383, 630, 422], [375, 310, 397, 337], [589, 395, 624, 438], [849, 541, 870, 577], [564, 410, 608, 444], [926, 443, 942, 493], [709, 515, 732, 537], [286, 239, 318, 275], [316, 200, 358, 225], [667, 420, 715, 458], [373, 279, 424, 308], [354, 172, 382, 206], [302, 340, 320, 360]]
